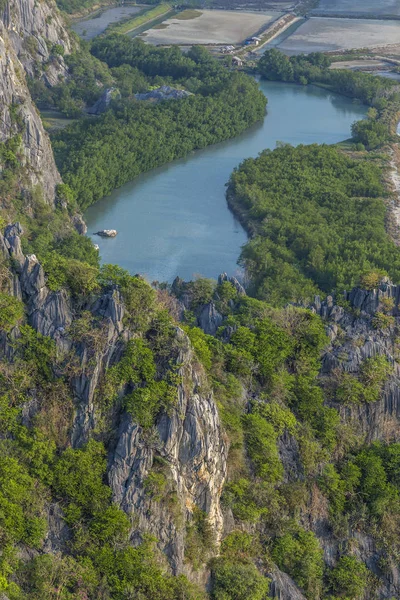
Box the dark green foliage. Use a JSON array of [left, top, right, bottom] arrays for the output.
[[53, 41, 266, 208], [336, 356, 393, 404], [99, 264, 157, 331], [29, 48, 114, 117], [352, 117, 390, 149], [0, 135, 23, 199], [228, 144, 400, 304], [328, 555, 369, 599], [272, 528, 324, 597], [41, 251, 99, 295], [211, 559, 270, 600], [185, 508, 216, 570], [17, 325, 57, 382], [0, 294, 24, 331], [53, 439, 111, 521], [56, 0, 105, 12], [243, 414, 283, 483]]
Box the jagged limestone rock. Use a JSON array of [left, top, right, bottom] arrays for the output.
[[197, 302, 223, 336], [2, 0, 72, 82], [109, 327, 227, 578], [0, 20, 62, 203]]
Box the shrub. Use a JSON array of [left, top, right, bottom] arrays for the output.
[[144, 471, 167, 501], [220, 531, 256, 563], [185, 507, 216, 570], [0, 294, 24, 331], [336, 356, 392, 404], [99, 264, 156, 331], [243, 413, 283, 483], [272, 529, 324, 597], [52, 439, 111, 522], [360, 270, 387, 291], [328, 555, 369, 599], [211, 558, 270, 600], [372, 312, 395, 330], [184, 326, 212, 370], [42, 252, 99, 296]]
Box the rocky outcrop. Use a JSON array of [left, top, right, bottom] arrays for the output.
[[8, 245, 228, 580], [0, 19, 62, 204], [1, 0, 72, 84], [269, 569, 307, 600], [71, 288, 125, 447], [311, 281, 400, 444], [72, 214, 87, 235], [109, 327, 228, 579], [135, 85, 192, 102], [87, 87, 121, 115], [218, 272, 246, 296], [197, 302, 223, 336]]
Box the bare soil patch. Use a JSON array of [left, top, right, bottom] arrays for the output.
[[330, 59, 391, 70], [142, 9, 281, 45], [277, 17, 400, 54]]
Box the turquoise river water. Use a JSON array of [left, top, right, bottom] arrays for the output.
[[84, 80, 367, 283]]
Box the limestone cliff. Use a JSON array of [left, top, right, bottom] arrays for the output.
[[2, 0, 72, 83], [0, 0, 73, 204], [0, 226, 228, 584]]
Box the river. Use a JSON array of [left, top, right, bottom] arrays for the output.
[[84, 80, 367, 283]]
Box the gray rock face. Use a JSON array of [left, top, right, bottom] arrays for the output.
[[135, 85, 192, 102], [269, 568, 307, 600], [87, 87, 121, 115], [43, 503, 71, 553], [218, 272, 246, 296], [4, 222, 25, 267], [2, 0, 72, 81], [19, 254, 74, 339], [312, 281, 400, 444], [197, 302, 223, 335], [72, 214, 87, 235], [109, 328, 227, 577], [71, 288, 125, 447], [0, 19, 62, 204]]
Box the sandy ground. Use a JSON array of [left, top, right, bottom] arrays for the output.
[[142, 9, 281, 45], [72, 5, 144, 39], [277, 17, 400, 54], [330, 59, 391, 70], [312, 0, 400, 17]]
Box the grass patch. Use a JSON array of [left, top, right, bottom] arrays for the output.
[[152, 23, 169, 29], [175, 9, 202, 20], [106, 4, 172, 35]]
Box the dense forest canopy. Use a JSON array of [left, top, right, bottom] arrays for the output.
[[228, 144, 400, 304], [51, 39, 266, 208], [55, 0, 113, 14]]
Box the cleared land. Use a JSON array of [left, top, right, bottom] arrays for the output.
[[329, 59, 391, 70], [141, 9, 281, 45], [312, 0, 400, 17], [277, 17, 400, 54], [71, 5, 144, 39]]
